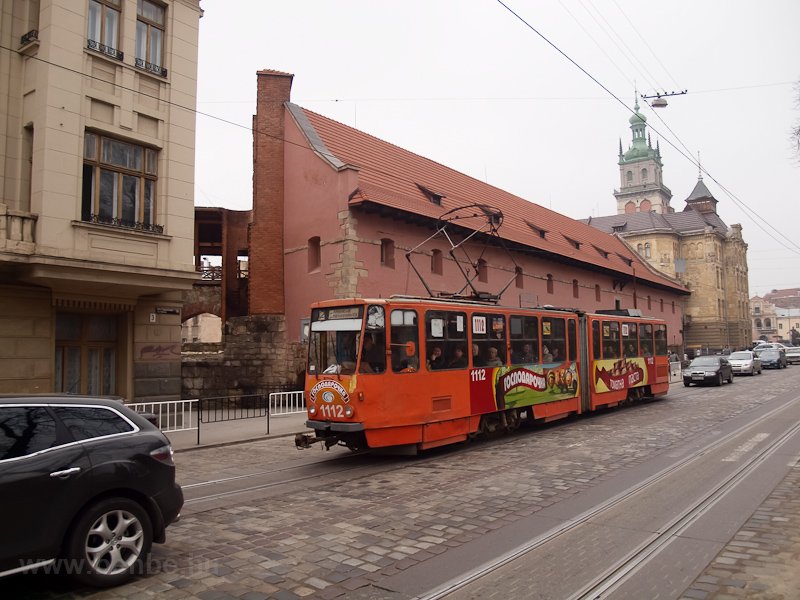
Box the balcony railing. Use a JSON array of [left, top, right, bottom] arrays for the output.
[[198, 265, 222, 281], [134, 57, 168, 78], [20, 29, 38, 46], [86, 39, 123, 61], [85, 213, 163, 234], [1, 208, 37, 253]]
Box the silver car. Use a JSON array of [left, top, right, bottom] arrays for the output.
[[728, 350, 762, 375], [785, 347, 800, 365]]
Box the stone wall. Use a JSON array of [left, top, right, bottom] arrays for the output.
[[181, 314, 306, 399]]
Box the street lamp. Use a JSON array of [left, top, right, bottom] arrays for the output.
[[641, 90, 687, 108]]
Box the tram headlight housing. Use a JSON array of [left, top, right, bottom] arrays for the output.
[[308, 406, 317, 416], [344, 405, 354, 418]]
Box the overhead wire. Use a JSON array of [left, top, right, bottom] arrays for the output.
[[576, 0, 663, 93], [609, 0, 682, 91], [494, 0, 800, 257]]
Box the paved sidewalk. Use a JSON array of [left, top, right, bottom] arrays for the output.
[[166, 411, 312, 451]]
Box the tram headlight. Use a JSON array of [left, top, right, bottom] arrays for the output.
[[308, 406, 317, 416], [344, 405, 354, 418]]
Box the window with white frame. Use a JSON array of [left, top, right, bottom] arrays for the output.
[[135, 0, 167, 76], [87, 0, 122, 59], [82, 132, 161, 232]]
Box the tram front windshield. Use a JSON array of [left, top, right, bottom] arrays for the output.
[[308, 306, 364, 375]]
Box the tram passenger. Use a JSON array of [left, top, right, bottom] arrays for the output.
[[551, 347, 561, 362], [485, 346, 504, 367], [447, 346, 468, 368], [427, 346, 445, 370], [512, 343, 535, 364], [542, 345, 554, 363], [624, 343, 637, 357], [472, 343, 485, 367], [359, 335, 385, 373]]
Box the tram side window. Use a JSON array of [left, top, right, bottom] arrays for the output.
[[509, 315, 538, 364], [622, 322, 639, 357], [541, 317, 566, 363], [390, 309, 419, 373], [602, 321, 620, 358], [425, 310, 468, 370], [568, 318, 577, 361], [640, 324, 653, 356], [472, 313, 506, 367], [654, 324, 668, 356], [359, 305, 386, 374], [592, 320, 602, 359]]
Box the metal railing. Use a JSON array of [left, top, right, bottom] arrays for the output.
[[128, 388, 304, 445], [126, 399, 198, 433], [269, 390, 306, 415]]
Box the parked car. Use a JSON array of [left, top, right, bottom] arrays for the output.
[[753, 342, 787, 355], [683, 356, 734, 386], [728, 350, 762, 376], [0, 395, 183, 587], [785, 346, 800, 365], [759, 348, 788, 369]]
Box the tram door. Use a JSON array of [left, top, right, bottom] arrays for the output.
[[577, 314, 592, 413]]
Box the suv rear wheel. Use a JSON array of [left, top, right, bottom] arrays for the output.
[[66, 497, 153, 587]]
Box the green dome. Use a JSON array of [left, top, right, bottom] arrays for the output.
[[629, 110, 646, 125]]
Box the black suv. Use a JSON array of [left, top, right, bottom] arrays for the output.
[[0, 396, 183, 587]]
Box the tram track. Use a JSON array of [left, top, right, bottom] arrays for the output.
[[417, 392, 800, 600]]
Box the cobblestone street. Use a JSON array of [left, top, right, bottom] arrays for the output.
[[4, 370, 800, 599]]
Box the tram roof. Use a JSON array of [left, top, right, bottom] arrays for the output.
[[287, 103, 688, 296], [312, 297, 667, 321]]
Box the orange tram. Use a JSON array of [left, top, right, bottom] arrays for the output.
[[296, 296, 671, 453]]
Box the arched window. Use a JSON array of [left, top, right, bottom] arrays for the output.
[[644, 242, 651, 259], [307, 236, 321, 272], [431, 249, 443, 275], [639, 199, 651, 212], [641, 168, 648, 181], [515, 266, 523, 289], [625, 201, 636, 214], [765, 318, 772, 328], [755, 318, 762, 328], [546, 274, 554, 294], [380, 238, 395, 269], [626, 170, 633, 183], [637, 243, 643, 254]]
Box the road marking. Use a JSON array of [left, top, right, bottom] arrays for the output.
[[722, 433, 770, 462]]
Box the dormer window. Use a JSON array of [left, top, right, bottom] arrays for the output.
[[525, 221, 547, 239], [416, 184, 444, 206], [563, 235, 581, 250]]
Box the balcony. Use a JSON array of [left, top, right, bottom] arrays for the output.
[[84, 213, 163, 234], [0, 207, 37, 254], [86, 39, 123, 61], [134, 58, 168, 78]]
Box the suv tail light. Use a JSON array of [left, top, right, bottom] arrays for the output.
[[150, 444, 175, 466]]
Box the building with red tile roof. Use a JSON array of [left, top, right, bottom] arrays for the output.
[[248, 70, 688, 362]]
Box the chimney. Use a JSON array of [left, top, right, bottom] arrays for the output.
[[249, 70, 294, 315]]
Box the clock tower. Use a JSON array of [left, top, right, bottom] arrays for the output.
[[613, 98, 673, 214]]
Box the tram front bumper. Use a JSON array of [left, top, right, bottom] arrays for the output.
[[295, 420, 365, 450]]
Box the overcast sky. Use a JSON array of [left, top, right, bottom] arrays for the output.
[[194, 0, 800, 297]]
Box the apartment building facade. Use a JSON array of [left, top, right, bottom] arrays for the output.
[[0, 0, 202, 400]]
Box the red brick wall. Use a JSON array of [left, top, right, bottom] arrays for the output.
[[249, 70, 293, 314]]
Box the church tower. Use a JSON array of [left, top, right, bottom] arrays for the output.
[[614, 98, 673, 214]]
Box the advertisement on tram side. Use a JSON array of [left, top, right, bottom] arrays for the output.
[[469, 362, 581, 413], [593, 357, 655, 393]]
